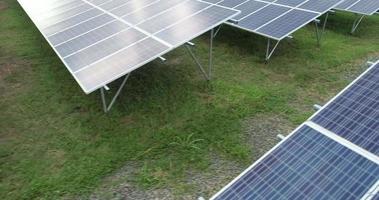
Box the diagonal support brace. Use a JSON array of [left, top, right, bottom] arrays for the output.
[[314, 12, 329, 46], [185, 29, 214, 80], [265, 38, 280, 61], [351, 14, 365, 34], [100, 73, 130, 112]]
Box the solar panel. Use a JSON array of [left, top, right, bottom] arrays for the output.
[[311, 62, 379, 156], [18, 0, 239, 94], [205, 0, 344, 40], [212, 125, 379, 200], [336, 0, 379, 15], [212, 60, 379, 200]]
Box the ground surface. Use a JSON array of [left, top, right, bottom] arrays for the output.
[[0, 0, 378, 199]]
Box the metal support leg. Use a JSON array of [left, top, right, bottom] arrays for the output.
[[100, 73, 130, 112], [265, 38, 280, 61], [213, 25, 223, 38], [185, 29, 214, 80], [314, 12, 329, 46], [351, 14, 364, 34]]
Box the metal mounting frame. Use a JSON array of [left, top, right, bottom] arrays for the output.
[[99, 29, 215, 112], [100, 73, 130, 113], [314, 12, 330, 46], [351, 14, 365, 34], [185, 29, 215, 80], [265, 38, 280, 61]]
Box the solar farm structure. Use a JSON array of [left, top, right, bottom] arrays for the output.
[[202, 0, 344, 60], [211, 60, 379, 200], [335, 0, 379, 33], [17, 0, 239, 112]]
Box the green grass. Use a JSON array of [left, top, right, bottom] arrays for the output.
[[1, 0, 379, 199]]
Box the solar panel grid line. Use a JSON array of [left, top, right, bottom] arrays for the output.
[[309, 60, 379, 155], [123, 0, 194, 25], [109, 0, 162, 18], [115, 0, 167, 19], [362, 180, 379, 200], [31, 1, 86, 21], [37, 4, 96, 29], [61, 26, 133, 59], [235, 141, 341, 200], [17, 0, 94, 90], [345, 0, 365, 10], [317, 94, 379, 126], [212, 125, 379, 200], [81, 0, 173, 48], [150, 3, 240, 36], [70, 33, 149, 74], [25, 0, 87, 20], [74, 38, 172, 93], [336, 0, 379, 15], [17, 0, 156, 91], [255, 10, 319, 40], [210, 123, 312, 200], [117, 0, 186, 24], [52, 18, 119, 47], [230, 1, 271, 22], [306, 122, 379, 165], [46, 12, 109, 38], [254, 0, 321, 14], [261, 134, 374, 199]]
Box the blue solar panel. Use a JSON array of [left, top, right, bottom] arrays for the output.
[[336, 0, 379, 15], [212, 125, 379, 200], [311, 62, 379, 156]]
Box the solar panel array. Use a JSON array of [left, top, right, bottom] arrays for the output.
[[18, 0, 239, 94], [213, 125, 379, 200], [336, 0, 379, 15], [212, 61, 379, 200], [202, 0, 344, 40], [312, 63, 379, 156]]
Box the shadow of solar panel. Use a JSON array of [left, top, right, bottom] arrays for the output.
[[213, 125, 379, 200], [312, 63, 379, 156]]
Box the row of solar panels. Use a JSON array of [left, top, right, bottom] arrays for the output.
[[18, 0, 239, 93], [203, 0, 379, 40], [212, 60, 379, 200], [18, 0, 379, 95]]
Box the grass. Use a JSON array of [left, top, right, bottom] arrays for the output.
[[1, 0, 379, 199]]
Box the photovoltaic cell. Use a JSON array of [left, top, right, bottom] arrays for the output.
[[212, 125, 379, 200], [311, 62, 379, 156], [18, 0, 239, 94]]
